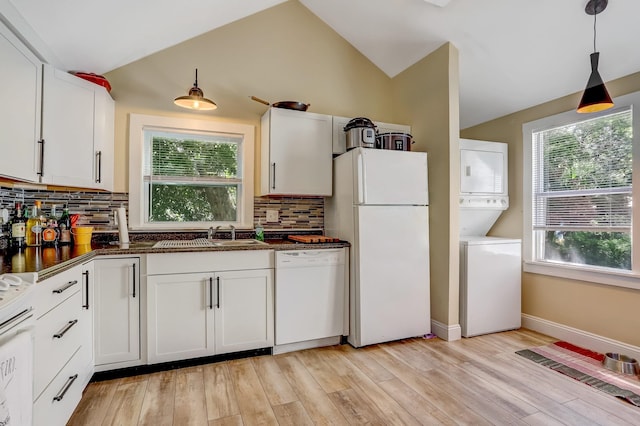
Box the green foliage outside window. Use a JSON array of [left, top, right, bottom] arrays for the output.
[[540, 111, 632, 270], [147, 136, 240, 223]]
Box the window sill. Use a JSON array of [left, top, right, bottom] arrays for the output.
[[523, 261, 640, 291]]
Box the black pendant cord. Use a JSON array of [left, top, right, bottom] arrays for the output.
[[593, 10, 597, 53]]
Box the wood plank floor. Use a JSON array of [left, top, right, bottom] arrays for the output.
[[67, 329, 640, 425]]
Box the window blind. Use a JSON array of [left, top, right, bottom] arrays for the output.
[[143, 131, 242, 183], [532, 109, 632, 232]]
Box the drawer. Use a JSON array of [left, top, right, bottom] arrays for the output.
[[34, 266, 83, 318], [33, 347, 86, 426], [147, 250, 274, 275], [34, 291, 87, 398]]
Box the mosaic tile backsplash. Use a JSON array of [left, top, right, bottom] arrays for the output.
[[0, 187, 323, 233]]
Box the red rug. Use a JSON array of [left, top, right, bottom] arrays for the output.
[[516, 341, 640, 407]]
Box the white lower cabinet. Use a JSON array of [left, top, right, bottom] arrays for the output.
[[93, 257, 141, 369], [147, 272, 215, 363], [146, 251, 274, 364], [32, 264, 92, 426], [215, 269, 274, 355]]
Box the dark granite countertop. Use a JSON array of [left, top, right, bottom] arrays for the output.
[[0, 237, 350, 281]]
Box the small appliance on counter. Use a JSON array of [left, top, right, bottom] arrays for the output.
[[376, 132, 414, 151], [344, 117, 376, 150]]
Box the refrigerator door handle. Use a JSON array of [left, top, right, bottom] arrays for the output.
[[356, 151, 366, 204]]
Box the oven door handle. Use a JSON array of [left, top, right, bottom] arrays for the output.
[[0, 307, 34, 336]]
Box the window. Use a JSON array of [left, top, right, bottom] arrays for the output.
[[129, 114, 254, 230], [523, 91, 640, 289]]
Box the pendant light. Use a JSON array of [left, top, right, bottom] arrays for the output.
[[577, 0, 613, 113], [174, 68, 217, 111]]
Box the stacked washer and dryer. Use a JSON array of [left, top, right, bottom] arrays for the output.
[[459, 139, 521, 337]]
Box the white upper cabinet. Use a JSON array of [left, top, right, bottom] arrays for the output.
[[41, 65, 114, 189], [0, 21, 41, 182], [260, 108, 332, 196], [93, 86, 115, 191], [0, 19, 114, 189]]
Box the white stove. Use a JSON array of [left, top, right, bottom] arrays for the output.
[[0, 273, 36, 325], [0, 272, 36, 426]]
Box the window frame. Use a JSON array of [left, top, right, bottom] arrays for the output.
[[522, 91, 640, 290], [128, 113, 255, 231]]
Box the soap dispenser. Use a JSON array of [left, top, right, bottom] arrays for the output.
[[255, 219, 264, 242]]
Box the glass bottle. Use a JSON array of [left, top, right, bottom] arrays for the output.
[[26, 201, 43, 247], [58, 205, 72, 245], [9, 202, 26, 249], [42, 204, 59, 246]]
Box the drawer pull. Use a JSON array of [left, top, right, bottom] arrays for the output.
[[53, 374, 78, 402], [52, 280, 78, 294], [53, 319, 78, 339]]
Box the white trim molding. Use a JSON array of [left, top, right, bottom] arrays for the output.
[[522, 314, 640, 361], [431, 320, 461, 341]]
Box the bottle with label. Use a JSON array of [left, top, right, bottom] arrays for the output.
[[26, 201, 43, 247], [9, 202, 26, 249], [255, 219, 264, 242], [58, 205, 72, 245], [42, 204, 59, 246]]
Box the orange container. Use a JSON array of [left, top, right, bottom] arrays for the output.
[[71, 226, 93, 246]]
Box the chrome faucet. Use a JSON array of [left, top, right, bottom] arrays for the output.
[[208, 225, 234, 240], [208, 225, 221, 240]]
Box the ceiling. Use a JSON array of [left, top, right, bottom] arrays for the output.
[[4, 0, 640, 128]]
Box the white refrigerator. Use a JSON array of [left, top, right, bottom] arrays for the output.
[[325, 148, 430, 348]]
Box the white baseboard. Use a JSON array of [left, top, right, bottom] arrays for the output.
[[522, 314, 640, 361], [431, 320, 461, 341]]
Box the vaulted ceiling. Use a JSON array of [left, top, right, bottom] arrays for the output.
[[4, 0, 640, 128]]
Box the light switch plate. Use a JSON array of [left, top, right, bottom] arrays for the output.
[[266, 209, 279, 223]]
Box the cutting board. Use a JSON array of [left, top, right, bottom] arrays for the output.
[[288, 235, 341, 244]]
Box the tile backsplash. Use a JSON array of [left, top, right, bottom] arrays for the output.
[[0, 187, 323, 232]]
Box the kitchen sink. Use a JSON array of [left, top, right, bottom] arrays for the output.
[[153, 239, 215, 249], [211, 239, 268, 246], [152, 238, 268, 248]]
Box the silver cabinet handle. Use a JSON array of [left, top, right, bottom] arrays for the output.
[[95, 151, 102, 183], [208, 277, 213, 310], [38, 139, 45, 177], [0, 308, 33, 336], [82, 270, 90, 309], [53, 280, 78, 294], [132, 263, 136, 298], [272, 163, 276, 190], [53, 319, 78, 339], [216, 276, 220, 308], [53, 374, 78, 402]]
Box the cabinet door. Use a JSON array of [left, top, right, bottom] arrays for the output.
[[41, 65, 96, 187], [262, 108, 332, 196], [93, 257, 140, 366], [215, 269, 273, 354], [93, 87, 114, 191], [0, 22, 41, 182], [147, 273, 215, 364]]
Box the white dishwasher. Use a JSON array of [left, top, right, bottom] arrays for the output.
[[275, 249, 346, 350]]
